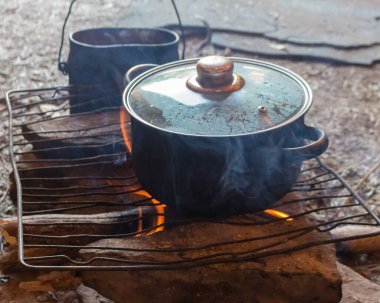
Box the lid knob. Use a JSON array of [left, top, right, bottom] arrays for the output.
[[187, 56, 245, 94], [196, 56, 234, 87]]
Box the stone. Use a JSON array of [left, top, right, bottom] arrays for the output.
[[0, 269, 81, 303], [80, 214, 342, 303], [21, 110, 129, 159], [337, 262, 380, 303], [76, 284, 114, 303]]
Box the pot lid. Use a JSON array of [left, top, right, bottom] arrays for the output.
[[124, 56, 312, 136]]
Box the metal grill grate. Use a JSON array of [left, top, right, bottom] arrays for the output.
[[3, 86, 380, 270]]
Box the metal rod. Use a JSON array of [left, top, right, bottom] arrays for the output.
[[23, 181, 139, 192], [6, 86, 380, 271], [13, 105, 121, 128], [15, 121, 123, 137], [317, 158, 380, 224]]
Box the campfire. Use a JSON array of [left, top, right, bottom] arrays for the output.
[[1, 85, 379, 302], [1, 1, 380, 302]]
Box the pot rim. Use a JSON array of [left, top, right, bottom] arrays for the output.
[[69, 27, 180, 49], [123, 57, 313, 138]]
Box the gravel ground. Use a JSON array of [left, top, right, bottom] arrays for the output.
[[0, 0, 132, 216], [1, 2, 379, 216]]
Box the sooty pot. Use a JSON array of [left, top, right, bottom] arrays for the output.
[[123, 56, 328, 216]]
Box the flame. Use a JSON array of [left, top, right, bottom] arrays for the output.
[[148, 199, 166, 234], [120, 107, 132, 154], [137, 207, 143, 234], [105, 178, 145, 234], [264, 209, 293, 221], [135, 190, 166, 234], [119, 108, 165, 235]]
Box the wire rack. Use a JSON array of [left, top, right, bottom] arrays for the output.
[[3, 86, 380, 270]]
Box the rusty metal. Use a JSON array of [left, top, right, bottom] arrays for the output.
[[2, 86, 380, 270]]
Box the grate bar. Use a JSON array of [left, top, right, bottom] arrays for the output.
[[23, 181, 139, 192], [13, 106, 122, 128], [4, 86, 380, 270], [15, 121, 124, 136], [21, 175, 136, 181], [17, 160, 125, 172], [317, 158, 380, 224], [12, 134, 124, 146]]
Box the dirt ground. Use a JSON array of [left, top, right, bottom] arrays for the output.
[[0, 0, 380, 301]]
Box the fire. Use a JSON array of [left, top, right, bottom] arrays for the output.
[[135, 190, 166, 235], [119, 108, 166, 235], [120, 107, 132, 154], [148, 199, 166, 234], [264, 209, 293, 221]]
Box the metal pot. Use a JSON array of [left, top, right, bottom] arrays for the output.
[[123, 56, 328, 216], [62, 27, 179, 114]]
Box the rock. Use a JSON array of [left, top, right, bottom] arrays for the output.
[[0, 269, 81, 303], [80, 215, 342, 303], [21, 110, 129, 159], [76, 284, 114, 303], [18, 281, 54, 293], [337, 262, 380, 303]]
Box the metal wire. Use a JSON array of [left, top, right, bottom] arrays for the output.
[[3, 86, 380, 270], [170, 0, 186, 59], [57, 0, 76, 75]]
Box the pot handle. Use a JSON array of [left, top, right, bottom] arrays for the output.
[[57, 0, 77, 75], [282, 126, 329, 161], [123, 64, 159, 87]]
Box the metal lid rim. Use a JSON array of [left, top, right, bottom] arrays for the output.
[[122, 57, 313, 138]]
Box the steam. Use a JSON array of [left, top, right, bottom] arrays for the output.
[[163, 129, 303, 217]]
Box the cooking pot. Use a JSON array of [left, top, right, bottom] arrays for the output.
[[122, 56, 328, 216], [56, 0, 180, 114], [63, 27, 179, 114]]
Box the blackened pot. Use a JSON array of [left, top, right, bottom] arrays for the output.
[[65, 27, 179, 113], [123, 56, 328, 216]]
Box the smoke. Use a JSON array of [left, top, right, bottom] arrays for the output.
[[155, 127, 304, 217]]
